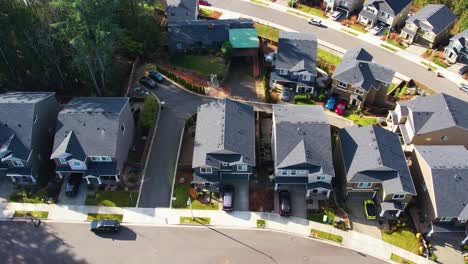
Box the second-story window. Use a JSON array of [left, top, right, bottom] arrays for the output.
[[355, 89, 365, 95], [200, 167, 213, 174], [279, 69, 288, 75], [12, 160, 24, 167], [392, 194, 405, 199], [316, 175, 326, 181], [439, 217, 452, 222], [237, 165, 248, 172], [337, 81, 347, 88], [358, 182, 372, 188], [90, 156, 112, 162]]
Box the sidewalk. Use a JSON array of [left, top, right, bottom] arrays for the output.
[[2, 202, 431, 264]]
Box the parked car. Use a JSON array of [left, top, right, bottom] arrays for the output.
[[198, 0, 210, 6], [459, 83, 468, 94], [90, 220, 120, 233], [148, 71, 164, 83], [222, 185, 234, 211], [331, 11, 342, 21], [458, 65, 468, 75], [371, 24, 384, 35], [65, 178, 80, 197], [308, 18, 322, 26], [364, 200, 377, 220], [282, 89, 291, 101], [325, 96, 336, 110], [139, 77, 157, 89], [278, 190, 291, 216], [335, 100, 347, 115]]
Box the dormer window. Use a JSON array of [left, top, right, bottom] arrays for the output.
[[59, 158, 67, 164], [12, 160, 24, 167], [337, 81, 347, 88], [90, 156, 112, 162], [392, 194, 405, 199], [237, 165, 248, 171]]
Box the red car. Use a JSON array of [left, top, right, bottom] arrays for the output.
[[198, 0, 210, 6], [335, 100, 347, 115]]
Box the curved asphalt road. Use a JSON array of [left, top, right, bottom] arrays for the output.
[[211, 0, 466, 98]]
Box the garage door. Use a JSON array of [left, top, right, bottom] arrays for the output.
[[346, 191, 375, 200]]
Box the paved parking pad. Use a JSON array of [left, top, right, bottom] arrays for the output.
[[274, 186, 307, 219], [346, 200, 382, 239], [58, 177, 87, 206], [222, 180, 249, 211]]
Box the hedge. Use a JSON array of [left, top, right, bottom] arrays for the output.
[[157, 66, 207, 95]]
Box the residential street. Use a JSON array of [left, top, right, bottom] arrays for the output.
[[0, 221, 384, 264], [210, 0, 467, 99]]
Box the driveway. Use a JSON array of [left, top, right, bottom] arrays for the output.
[[57, 178, 87, 206], [346, 200, 382, 239], [274, 186, 307, 218], [0, 177, 13, 203], [222, 180, 249, 211], [224, 61, 258, 101], [430, 233, 466, 264]]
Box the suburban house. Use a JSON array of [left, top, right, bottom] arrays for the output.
[[270, 32, 317, 94], [272, 105, 334, 206], [165, 0, 198, 24], [0, 92, 57, 184], [192, 99, 255, 193], [51, 97, 135, 185], [410, 146, 468, 245], [334, 125, 416, 218], [331, 48, 395, 108], [324, 0, 365, 17], [444, 29, 468, 64], [358, 0, 412, 28], [386, 93, 468, 149], [401, 4, 457, 48]]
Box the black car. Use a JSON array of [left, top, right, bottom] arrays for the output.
[[278, 190, 291, 216], [65, 178, 80, 197], [90, 220, 120, 233], [139, 76, 158, 89], [222, 185, 235, 211], [458, 65, 468, 75], [148, 71, 165, 83]]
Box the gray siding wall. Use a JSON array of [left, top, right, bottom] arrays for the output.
[[115, 101, 135, 173], [166, 6, 198, 24]]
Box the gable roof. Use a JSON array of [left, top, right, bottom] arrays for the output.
[[273, 105, 334, 176], [192, 99, 255, 168], [339, 125, 416, 195], [276, 31, 317, 77], [407, 5, 456, 35], [332, 48, 395, 91], [365, 0, 412, 16], [450, 29, 468, 48], [52, 97, 129, 159], [399, 93, 468, 135], [415, 146, 468, 220]]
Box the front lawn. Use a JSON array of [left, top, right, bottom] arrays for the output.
[[380, 44, 398, 52], [386, 39, 406, 50], [87, 213, 124, 222], [341, 29, 359, 36], [85, 190, 138, 207], [294, 94, 315, 105], [172, 182, 219, 210], [431, 57, 448, 69], [349, 24, 367, 33], [13, 211, 48, 219], [381, 228, 420, 254], [169, 54, 226, 78], [317, 48, 342, 66], [310, 229, 343, 243], [307, 208, 335, 225], [10, 189, 48, 204], [180, 217, 211, 225], [345, 113, 377, 126], [199, 8, 214, 17], [255, 23, 279, 42], [295, 4, 326, 18]]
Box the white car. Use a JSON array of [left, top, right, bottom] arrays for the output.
[[308, 18, 322, 26], [371, 25, 384, 35], [459, 83, 468, 94], [331, 11, 342, 21]]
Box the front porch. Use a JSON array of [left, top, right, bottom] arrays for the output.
[[270, 72, 315, 94], [6, 168, 36, 184]]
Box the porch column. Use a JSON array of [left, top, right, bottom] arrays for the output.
[[9, 176, 16, 183], [462, 235, 468, 244], [30, 176, 36, 183], [427, 224, 434, 237], [114, 175, 120, 182], [56, 172, 63, 179], [85, 177, 91, 184], [380, 210, 385, 217], [396, 210, 402, 217]]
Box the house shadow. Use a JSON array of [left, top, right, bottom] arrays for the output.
[[93, 226, 137, 241]]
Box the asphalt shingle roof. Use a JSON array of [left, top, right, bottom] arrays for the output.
[[407, 4, 457, 35], [276, 31, 317, 77], [366, 0, 412, 16], [166, 0, 197, 12], [450, 29, 468, 48], [339, 125, 416, 195], [415, 146, 468, 220]]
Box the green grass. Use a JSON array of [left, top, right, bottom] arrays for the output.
[[199, 8, 214, 17], [172, 182, 219, 210], [386, 39, 406, 50], [257, 219, 266, 228], [341, 29, 359, 36], [13, 211, 48, 219], [380, 44, 398, 52], [307, 208, 335, 225], [388, 83, 397, 94], [310, 229, 343, 243], [381, 228, 420, 254], [345, 113, 377, 126], [87, 213, 123, 222], [189, 200, 219, 210], [294, 94, 315, 105], [432, 57, 448, 69], [421, 61, 436, 70], [295, 4, 326, 18], [85, 191, 138, 207], [317, 48, 342, 66], [250, 0, 269, 6], [390, 253, 416, 264], [169, 54, 226, 78], [180, 217, 211, 225], [349, 24, 367, 33], [255, 23, 279, 42], [9, 189, 48, 204]]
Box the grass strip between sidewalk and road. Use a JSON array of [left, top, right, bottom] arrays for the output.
[[341, 29, 358, 36], [287, 10, 311, 19], [13, 211, 48, 219], [87, 213, 124, 222], [386, 39, 406, 50], [310, 229, 343, 243], [421, 61, 436, 71], [250, 0, 269, 6], [85, 190, 138, 207], [390, 253, 416, 264], [256, 219, 266, 228], [295, 4, 326, 18], [380, 44, 398, 52], [180, 217, 211, 225]]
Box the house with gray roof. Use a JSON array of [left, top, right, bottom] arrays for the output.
[[386, 93, 468, 149], [410, 146, 468, 244], [444, 29, 468, 64], [0, 92, 57, 184], [272, 105, 334, 204], [334, 125, 416, 218], [165, 0, 198, 24], [401, 5, 457, 48], [331, 48, 395, 108], [192, 99, 255, 193], [324, 0, 365, 17], [51, 97, 134, 185], [358, 0, 412, 28], [270, 31, 317, 94]]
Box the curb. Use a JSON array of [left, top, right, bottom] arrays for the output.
[[169, 124, 186, 208]]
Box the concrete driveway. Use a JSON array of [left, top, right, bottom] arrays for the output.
[[58, 176, 87, 206], [0, 177, 13, 203], [430, 233, 466, 264], [346, 200, 382, 239], [274, 186, 307, 218], [222, 180, 249, 211]]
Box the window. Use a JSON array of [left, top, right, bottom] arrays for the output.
[[200, 167, 212, 174], [171, 12, 175, 16], [12, 160, 24, 167], [460, 219, 467, 223], [422, 181, 427, 192], [312, 189, 318, 193], [237, 165, 248, 172], [280, 170, 288, 176], [337, 81, 347, 88], [90, 156, 112, 162], [290, 170, 296, 176], [33, 115, 37, 124], [301, 75, 309, 81], [439, 217, 452, 222], [358, 182, 372, 188], [121, 124, 125, 134], [316, 175, 326, 181], [355, 89, 365, 95], [102, 157, 112, 162], [59, 158, 67, 164], [392, 194, 405, 199], [221, 162, 228, 167], [72, 161, 82, 167], [279, 69, 288, 75], [441, 136, 448, 141]]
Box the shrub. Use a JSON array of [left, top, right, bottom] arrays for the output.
[[288, 0, 295, 7], [139, 96, 157, 129], [256, 219, 266, 228], [221, 41, 232, 58], [262, 71, 272, 103]]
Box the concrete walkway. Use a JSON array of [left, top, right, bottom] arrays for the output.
[[1, 202, 431, 264]]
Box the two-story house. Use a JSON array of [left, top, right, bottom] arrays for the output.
[[270, 31, 317, 94], [324, 0, 365, 17], [410, 146, 468, 245], [334, 125, 416, 218], [358, 0, 412, 28], [386, 93, 468, 150], [272, 105, 334, 209], [401, 5, 457, 48], [192, 99, 255, 194], [51, 97, 135, 185], [331, 48, 395, 108], [444, 29, 468, 64], [165, 0, 198, 24], [0, 92, 57, 184]]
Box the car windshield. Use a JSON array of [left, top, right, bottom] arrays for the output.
[[283, 91, 289, 95], [366, 203, 376, 216], [338, 105, 345, 109], [281, 201, 291, 212], [223, 193, 232, 207]]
